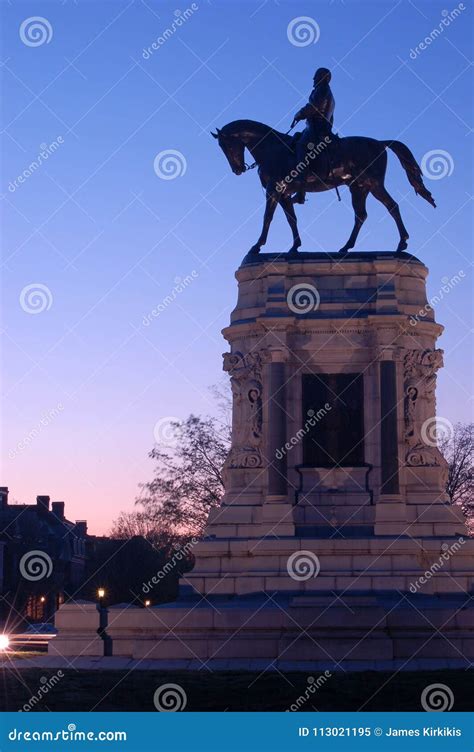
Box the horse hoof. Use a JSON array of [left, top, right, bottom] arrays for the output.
[[396, 240, 408, 253], [288, 243, 301, 256], [248, 245, 261, 255], [338, 247, 350, 256]]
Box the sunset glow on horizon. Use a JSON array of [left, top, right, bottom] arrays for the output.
[[2, 0, 472, 534]]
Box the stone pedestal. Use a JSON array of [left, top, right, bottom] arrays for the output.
[[187, 252, 468, 600], [50, 252, 474, 669], [49, 602, 104, 657]]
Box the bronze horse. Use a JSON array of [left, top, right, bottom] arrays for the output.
[[212, 120, 436, 255]]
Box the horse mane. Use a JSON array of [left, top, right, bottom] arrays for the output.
[[220, 119, 287, 141]]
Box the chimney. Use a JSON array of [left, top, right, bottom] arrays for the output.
[[0, 487, 8, 510], [75, 520, 88, 537], [36, 495, 50, 511], [52, 501, 65, 520]]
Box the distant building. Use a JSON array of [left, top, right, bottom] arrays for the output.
[[0, 487, 88, 624]]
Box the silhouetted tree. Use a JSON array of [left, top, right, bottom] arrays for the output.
[[111, 413, 230, 546], [440, 422, 474, 533], [110, 510, 168, 547]]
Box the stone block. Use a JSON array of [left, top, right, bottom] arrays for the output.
[[432, 576, 469, 594], [334, 576, 373, 591], [49, 637, 104, 658], [433, 523, 467, 536], [375, 503, 407, 522], [134, 638, 209, 661], [51, 602, 103, 657], [209, 638, 279, 660], [352, 555, 391, 572], [235, 577, 266, 595]]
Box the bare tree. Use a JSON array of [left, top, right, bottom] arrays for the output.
[[110, 510, 168, 547], [440, 422, 474, 532], [111, 413, 230, 545]]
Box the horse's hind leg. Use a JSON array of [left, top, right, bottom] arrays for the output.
[[279, 195, 302, 254], [338, 185, 368, 255], [370, 184, 409, 253]]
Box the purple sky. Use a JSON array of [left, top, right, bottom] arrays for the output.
[[1, 0, 472, 533]]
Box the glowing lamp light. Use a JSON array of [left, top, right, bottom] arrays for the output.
[[40, 596, 46, 603], [145, 600, 151, 607], [0, 634, 10, 651], [97, 588, 105, 600]]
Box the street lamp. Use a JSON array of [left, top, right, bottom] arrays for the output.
[[0, 634, 9, 651], [97, 588, 105, 608], [145, 600, 151, 607], [40, 596, 46, 603]]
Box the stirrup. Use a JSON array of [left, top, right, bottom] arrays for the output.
[[292, 193, 306, 205]]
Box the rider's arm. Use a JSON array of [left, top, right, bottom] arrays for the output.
[[298, 101, 323, 119], [292, 101, 321, 126]]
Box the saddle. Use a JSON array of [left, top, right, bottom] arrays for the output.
[[291, 130, 340, 184]]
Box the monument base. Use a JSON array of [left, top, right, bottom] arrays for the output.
[[51, 533, 474, 670], [50, 590, 474, 672], [49, 252, 474, 671]]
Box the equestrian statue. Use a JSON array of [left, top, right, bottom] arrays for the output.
[[211, 67, 436, 256]]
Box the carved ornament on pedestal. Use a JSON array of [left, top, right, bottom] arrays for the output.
[[223, 350, 269, 469], [400, 348, 445, 468]]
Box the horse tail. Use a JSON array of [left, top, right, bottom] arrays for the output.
[[382, 140, 436, 208]]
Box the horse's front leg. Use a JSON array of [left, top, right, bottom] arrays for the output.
[[279, 195, 302, 254], [248, 188, 278, 254]]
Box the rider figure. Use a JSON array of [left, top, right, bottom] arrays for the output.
[[291, 67, 335, 204]]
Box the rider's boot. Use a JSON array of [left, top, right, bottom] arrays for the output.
[[293, 190, 306, 204]]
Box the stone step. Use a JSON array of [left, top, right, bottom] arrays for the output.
[[195, 536, 474, 556], [186, 572, 473, 596], [101, 599, 474, 663]]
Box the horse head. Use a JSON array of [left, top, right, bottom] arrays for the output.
[[211, 127, 246, 176]]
